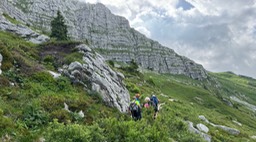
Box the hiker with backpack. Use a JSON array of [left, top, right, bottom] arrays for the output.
[[129, 94, 142, 121], [150, 94, 160, 119]]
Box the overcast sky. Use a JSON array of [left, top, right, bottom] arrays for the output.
[[82, 0, 256, 78]]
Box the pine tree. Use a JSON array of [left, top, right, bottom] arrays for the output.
[[50, 11, 68, 41]]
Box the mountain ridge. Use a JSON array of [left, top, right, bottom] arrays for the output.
[[0, 0, 208, 80]]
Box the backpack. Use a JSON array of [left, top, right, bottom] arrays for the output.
[[129, 102, 139, 112], [151, 96, 158, 107]]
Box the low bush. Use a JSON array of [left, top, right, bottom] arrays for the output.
[[87, 91, 103, 103], [108, 60, 114, 67], [22, 104, 49, 129], [50, 109, 72, 124], [64, 52, 83, 65], [126, 82, 140, 94], [0, 109, 15, 135], [56, 76, 73, 92], [43, 55, 55, 63], [45, 120, 92, 142], [40, 96, 64, 112], [31, 71, 55, 83], [146, 77, 155, 86], [0, 45, 14, 71]]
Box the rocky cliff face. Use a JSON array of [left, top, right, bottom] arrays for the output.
[[0, 0, 208, 80]]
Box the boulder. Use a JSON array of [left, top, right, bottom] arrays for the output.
[[78, 110, 85, 118], [196, 123, 209, 133], [62, 44, 130, 113]]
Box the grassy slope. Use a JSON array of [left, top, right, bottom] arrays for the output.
[[0, 31, 256, 141], [123, 71, 256, 142], [210, 72, 256, 104], [0, 31, 120, 141]]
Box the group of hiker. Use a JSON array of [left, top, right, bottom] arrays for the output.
[[128, 93, 160, 121]]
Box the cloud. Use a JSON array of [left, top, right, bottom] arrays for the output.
[[81, 0, 256, 78], [135, 26, 151, 37]]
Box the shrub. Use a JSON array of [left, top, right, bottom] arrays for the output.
[[121, 59, 139, 74], [87, 123, 106, 142], [40, 96, 64, 112], [43, 55, 55, 63], [45, 120, 92, 142], [22, 104, 49, 129], [96, 117, 170, 142], [146, 77, 155, 86], [0, 76, 10, 86], [3, 69, 24, 85], [0, 109, 15, 135], [56, 76, 73, 92], [32, 71, 55, 82], [126, 82, 140, 94], [108, 60, 114, 67], [0, 46, 14, 71], [87, 91, 103, 103], [50, 109, 72, 124], [64, 52, 83, 65]]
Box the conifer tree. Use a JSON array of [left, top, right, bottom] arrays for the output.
[[50, 11, 68, 40]]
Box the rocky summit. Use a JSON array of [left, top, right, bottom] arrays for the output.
[[0, 0, 208, 80]]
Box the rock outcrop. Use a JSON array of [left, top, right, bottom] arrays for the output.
[[186, 121, 211, 142], [0, 53, 2, 75], [0, 12, 49, 44], [199, 115, 240, 135], [0, 0, 208, 80], [230, 96, 256, 113], [61, 44, 130, 112]]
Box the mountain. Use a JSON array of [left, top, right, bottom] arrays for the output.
[[0, 0, 207, 80], [0, 0, 256, 141]]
